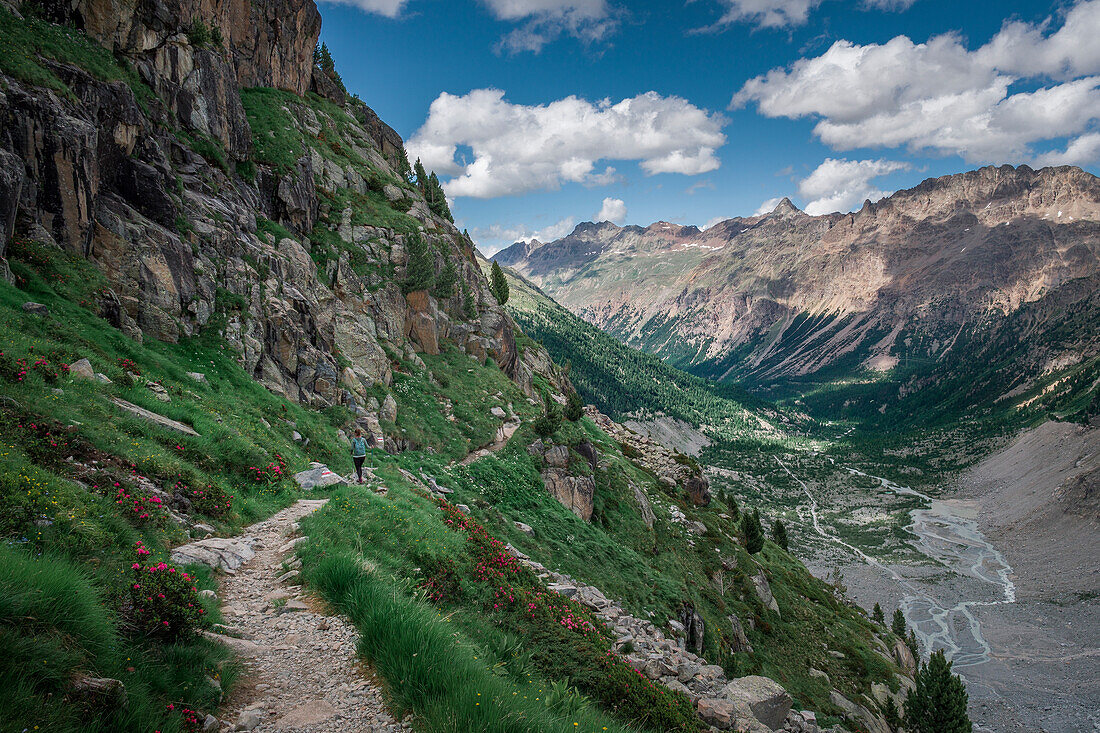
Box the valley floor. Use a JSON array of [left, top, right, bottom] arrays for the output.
[[709, 421, 1100, 733]]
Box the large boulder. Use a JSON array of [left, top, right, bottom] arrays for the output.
[[728, 613, 753, 654], [170, 536, 255, 571], [542, 469, 595, 521], [722, 676, 792, 731], [892, 638, 917, 674], [752, 571, 780, 614], [632, 482, 655, 529], [293, 464, 348, 490]]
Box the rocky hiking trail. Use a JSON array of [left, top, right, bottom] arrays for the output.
[[172, 499, 407, 733]]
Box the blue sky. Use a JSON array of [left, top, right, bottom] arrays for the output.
[[317, 0, 1100, 252]]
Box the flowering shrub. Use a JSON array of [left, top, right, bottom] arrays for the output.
[[127, 542, 208, 639], [116, 357, 141, 375], [417, 556, 463, 602], [430, 500, 701, 731], [31, 357, 66, 383], [164, 703, 204, 732], [174, 478, 233, 517], [248, 453, 287, 485], [0, 351, 25, 382], [115, 483, 168, 526]]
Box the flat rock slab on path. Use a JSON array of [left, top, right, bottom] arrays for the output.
[[171, 536, 256, 572], [207, 499, 408, 733]]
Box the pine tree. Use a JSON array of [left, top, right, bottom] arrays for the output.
[[425, 172, 454, 222], [564, 390, 583, 421], [904, 650, 972, 733], [892, 608, 908, 637], [489, 261, 510, 305], [402, 233, 434, 294], [318, 42, 335, 73], [872, 602, 885, 627], [413, 158, 428, 192], [461, 280, 478, 320], [532, 393, 562, 439], [771, 519, 789, 550], [907, 629, 920, 658], [434, 256, 457, 299], [742, 509, 764, 554], [882, 696, 901, 733]]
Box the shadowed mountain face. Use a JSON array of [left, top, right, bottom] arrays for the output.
[[495, 165, 1100, 400]]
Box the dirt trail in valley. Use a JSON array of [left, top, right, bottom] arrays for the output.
[[211, 499, 408, 733]]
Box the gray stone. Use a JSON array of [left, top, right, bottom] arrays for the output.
[[278, 536, 309, 553], [490, 406, 507, 418], [514, 521, 535, 536], [892, 638, 916, 674], [22, 301, 48, 315], [146, 381, 171, 402], [187, 371, 208, 384], [722, 675, 792, 730], [69, 358, 94, 380], [293, 465, 348, 491], [456, 504, 471, 514], [171, 536, 256, 571], [697, 698, 736, 730], [728, 613, 753, 653], [380, 393, 398, 422], [752, 571, 780, 614], [111, 398, 199, 436], [235, 707, 264, 731], [202, 713, 219, 732]]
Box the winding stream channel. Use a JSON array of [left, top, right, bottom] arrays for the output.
[[776, 458, 1017, 670]]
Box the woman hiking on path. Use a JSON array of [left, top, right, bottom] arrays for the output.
[[351, 428, 368, 484]]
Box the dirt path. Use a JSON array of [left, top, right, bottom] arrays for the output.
[[211, 499, 408, 733]]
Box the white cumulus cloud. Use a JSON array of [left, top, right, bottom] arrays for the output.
[[797, 158, 908, 215], [317, 0, 408, 17], [596, 197, 627, 222], [408, 88, 727, 199], [1033, 132, 1100, 166], [732, 0, 1100, 163], [482, 0, 618, 53]]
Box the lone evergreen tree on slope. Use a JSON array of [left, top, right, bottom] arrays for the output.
[[490, 261, 509, 305], [905, 649, 972, 733]]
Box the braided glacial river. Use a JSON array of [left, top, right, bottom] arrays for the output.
[[777, 459, 1017, 670]]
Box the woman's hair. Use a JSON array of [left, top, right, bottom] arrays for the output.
[[354, 428, 362, 436]]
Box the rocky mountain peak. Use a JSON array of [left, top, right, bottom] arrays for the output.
[[769, 197, 803, 217]]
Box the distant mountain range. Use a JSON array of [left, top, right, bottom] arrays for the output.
[[495, 165, 1100, 422]]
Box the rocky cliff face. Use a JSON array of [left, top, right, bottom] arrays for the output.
[[496, 165, 1100, 401], [0, 0, 566, 440]]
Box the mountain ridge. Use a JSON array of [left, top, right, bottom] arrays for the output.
[[495, 164, 1100, 421]]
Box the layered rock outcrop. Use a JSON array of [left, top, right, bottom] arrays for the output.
[[0, 0, 566, 443]]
